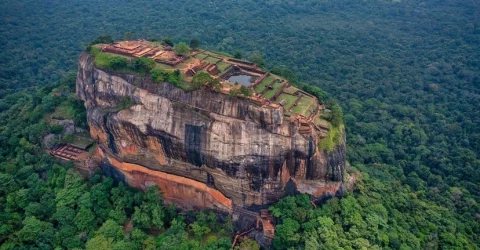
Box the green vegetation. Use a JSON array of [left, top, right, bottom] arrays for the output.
[[204, 50, 232, 58], [1, 0, 480, 248], [89, 35, 114, 45], [248, 51, 265, 67], [62, 133, 74, 143], [327, 100, 343, 127], [317, 98, 345, 152], [69, 135, 93, 149], [193, 53, 208, 60], [216, 61, 231, 72], [318, 124, 344, 153], [89, 47, 155, 75], [203, 56, 221, 64], [240, 86, 252, 97], [269, 186, 480, 249], [89, 47, 191, 91], [233, 51, 242, 59], [292, 96, 316, 117], [162, 37, 174, 47], [176, 57, 195, 68], [314, 116, 329, 129], [150, 68, 183, 87], [276, 93, 297, 109], [228, 86, 252, 97], [209, 79, 223, 91], [90, 48, 127, 70], [124, 31, 135, 41], [263, 81, 283, 100], [50, 124, 64, 134], [190, 72, 223, 91], [300, 84, 328, 104], [131, 57, 155, 74], [282, 86, 298, 95], [173, 42, 190, 56], [50, 102, 77, 120], [271, 66, 298, 85], [254, 75, 275, 93], [191, 71, 213, 89], [117, 96, 135, 110], [229, 88, 241, 97], [154, 62, 175, 70], [0, 76, 234, 249], [234, 238, 260, 250], [189, 39, 200, 49]]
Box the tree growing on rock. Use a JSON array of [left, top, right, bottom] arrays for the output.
[[229, 88, 241, 97], [208, 79, 222, 91], [174, 42, 191, 56], [240, 86, 252, 96], [191, 72, 213, 89], [132, 57, 155, 74]]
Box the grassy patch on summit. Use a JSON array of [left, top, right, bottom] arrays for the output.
[[292, 96, 316, 116], [276, 93, 297, 109], [254, 75, 276, 93]]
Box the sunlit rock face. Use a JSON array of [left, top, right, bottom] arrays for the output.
[[76, 52, 346, 211]]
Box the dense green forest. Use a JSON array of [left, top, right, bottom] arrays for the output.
[[0, 76, 238, 250], [1, 0, 479, 249]]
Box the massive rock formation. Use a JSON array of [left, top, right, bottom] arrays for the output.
[[76, 52, 346, 212]]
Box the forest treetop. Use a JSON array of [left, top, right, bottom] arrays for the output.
[[0, 0, 479, 248]]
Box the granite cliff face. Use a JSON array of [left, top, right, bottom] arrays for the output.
[[76, 52, 346, 212]]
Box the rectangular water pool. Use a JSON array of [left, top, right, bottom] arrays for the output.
[[227, 74, 258, 86]]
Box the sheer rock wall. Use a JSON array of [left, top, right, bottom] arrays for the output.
[[76, 52, 346, 211]]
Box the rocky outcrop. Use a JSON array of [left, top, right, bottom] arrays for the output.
[[76, 52, 346, 212]]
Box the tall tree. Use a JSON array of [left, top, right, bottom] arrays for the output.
[[189, 39, 200, 49], [249, 52, 264, 67], [174, 42, 191, 56]]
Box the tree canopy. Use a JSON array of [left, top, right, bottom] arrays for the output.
[[1, 0, 479, 248], [189, 39, 200, 49], [174, 42, 191, 56]]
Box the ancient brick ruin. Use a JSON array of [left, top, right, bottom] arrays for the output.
[[102, 40, 187, 66]]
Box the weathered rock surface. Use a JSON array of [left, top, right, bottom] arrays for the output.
[[76, 52, 346, 212]]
